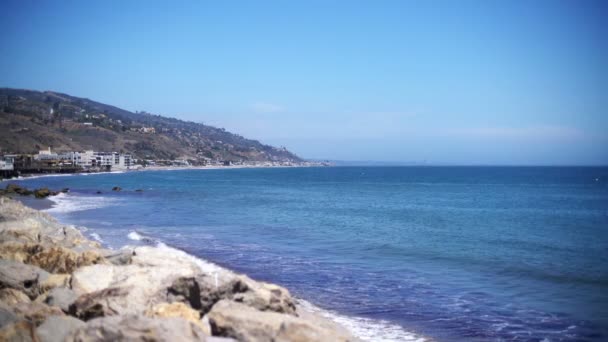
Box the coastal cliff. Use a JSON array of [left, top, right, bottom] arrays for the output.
[[0, 197, 355, 341]]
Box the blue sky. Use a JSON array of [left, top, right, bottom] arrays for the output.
[[1, 1, 607, 165]]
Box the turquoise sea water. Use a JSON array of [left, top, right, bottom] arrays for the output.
[[12, 167, 608, 341]]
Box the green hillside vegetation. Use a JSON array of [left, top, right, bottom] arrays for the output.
[[0, 88, 301, 163]]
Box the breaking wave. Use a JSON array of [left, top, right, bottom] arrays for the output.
[[44, 193, 120, 214]]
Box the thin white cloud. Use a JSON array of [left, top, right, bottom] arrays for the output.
[[250, 102, 284, 113], [363, 111, 417, 118]]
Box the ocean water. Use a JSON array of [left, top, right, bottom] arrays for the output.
[[10, 166, 608, 341]]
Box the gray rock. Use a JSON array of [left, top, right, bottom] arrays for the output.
[[68, 315, 209, 341], [197, 275, 296, 316], [0, 197, 100, 249], [0, 306, 18, 327], [0, 320, 37, 342], [229, 275, 296, 315], [167, 276, 203, 311], [102, 249, 134, 265], [36, 316, 85, 342], [44, 287, 77, 313], [208, 300, 280, 341], [3, 301, 64, 326], [0, 288, 31, 306], [208, 300, 354, 342], [0, 259, 49, 299], [69, 249, 206, 318], [69, 287, 131, 320], [34, 188, 52, 199]]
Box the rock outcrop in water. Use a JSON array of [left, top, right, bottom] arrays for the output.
[[1, 184, 62, 199], [0, 197, 356, 341]]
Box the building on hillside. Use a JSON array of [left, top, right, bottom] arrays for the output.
[[139, 127, 156, 134]]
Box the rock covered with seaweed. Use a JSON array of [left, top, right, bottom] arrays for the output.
[[0, 197, 356, 341]]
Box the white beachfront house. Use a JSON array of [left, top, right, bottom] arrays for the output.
[[78, 151, 133, 170], [0, 156, 14, 171], [34, 148, 133, 170]]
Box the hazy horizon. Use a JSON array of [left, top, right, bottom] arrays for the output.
[[2, 1, 606, 165]]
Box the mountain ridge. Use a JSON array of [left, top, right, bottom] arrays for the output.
[[0, 88, 302, 163]]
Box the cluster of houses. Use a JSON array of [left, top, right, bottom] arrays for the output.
[[34, 147, 135, 170], [0, 147, 137, 173]]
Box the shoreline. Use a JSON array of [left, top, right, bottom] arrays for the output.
[[42, 192, 429, 342], [0, 196, 361, 341], [2, 171, 431, 341], [0, 164, 325, 183]]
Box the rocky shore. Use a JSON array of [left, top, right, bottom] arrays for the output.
[[0, 197, 356, 341]]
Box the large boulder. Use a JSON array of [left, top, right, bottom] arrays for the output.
[[28, 246, 107, 274], [69, 262, 202, 319], [0, 242, 44, 263], [0, 288, 31, 306], [41, 287, 78, 313], [5, 184, 32, 196], [102, 249, 134, 266], [36, 316, 85, 342], [208, 300, 281, 341], [68, 315, 209, 341], [0, 320, 37, 342], [0, 305, 18, 327], [0, 259, 50, 299], [39, 273, 71, 293], [2, 301, 64, 326], [146, 302, 204, 330], [0, 221, 45, 244], [69, 287, 131, 320], [166, 276, 203, 311], [70, 264, 117, 295], [208, 300, 354, 342], [33, 188, 52, 199], [0, 242, 107, 274], [69, 247, 207, 318], [0, 198, 100, 249], [196, 274, 297, 316], [229, 276, 296, 315]]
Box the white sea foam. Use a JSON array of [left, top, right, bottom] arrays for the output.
[[297, 299, 429, 342], [0, 173, 74, 182], [89, 232, 104, 243], [127, 231, 163, 245], [127, 231, 145, 241], [44, 193, 119, 214], [153, 241, 226, 276]]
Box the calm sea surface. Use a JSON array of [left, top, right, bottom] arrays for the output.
[[13, 167, 608, 341]]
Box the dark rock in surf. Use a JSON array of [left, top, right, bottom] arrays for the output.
[[33, 188, 51, 199]]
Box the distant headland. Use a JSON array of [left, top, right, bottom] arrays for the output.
[[0, 88, 327, 179]]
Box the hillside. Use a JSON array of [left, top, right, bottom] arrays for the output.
[[0, 88, 301, 163]]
